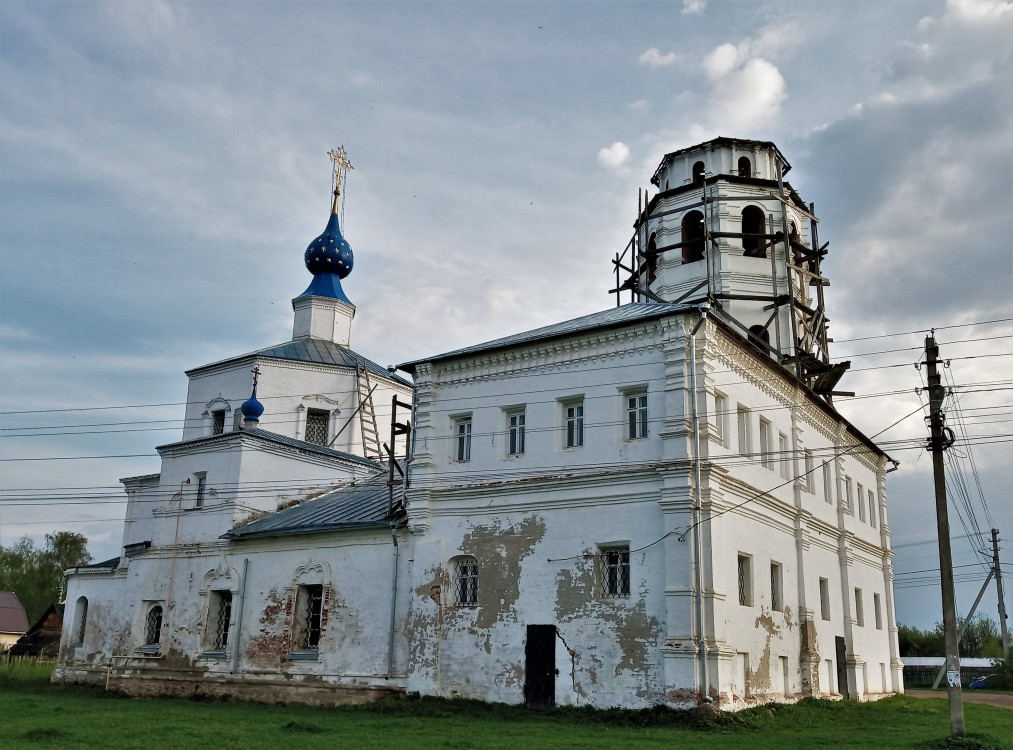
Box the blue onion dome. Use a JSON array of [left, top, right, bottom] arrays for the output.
[[300, 187, 355, 304], [241, 387, 264, 423]]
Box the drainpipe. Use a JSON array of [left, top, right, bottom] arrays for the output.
[[231, 558, 249, 674], [688, 304, 712, 703], [387, 523, 400, 679]]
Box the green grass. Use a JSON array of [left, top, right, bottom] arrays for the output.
[[1, 661, 1010, 750]]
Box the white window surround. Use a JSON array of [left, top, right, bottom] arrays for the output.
[[599, 545, 631, 599], [562, 399, 584, 449], [624, 390, 648, 440], [712, 391, 729, 447], [453, 415, 473, 462], [202, 396, 232, 437], [759, 418, 773, 470], [737, 553, 753, 607], [736, 405, 751, 457], [506, 408, 526, 455], [770, 561, 783, 611], [453, 556, 479, 607]]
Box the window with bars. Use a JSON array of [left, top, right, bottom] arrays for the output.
[[195, 472, 207, 509], [455, 417, 472, 462], [599, 546, 631, 599], [144, 605, 163, 646], [770, 562, 783, 611], [296, 584, 324, 650], [453, 556, 479, 607], [208, 591, 232, 651], [73, 596, 88, 645], [508, 411, 526, 455], [212, 409, 226, 435], [737, 554, 753, 606], [626, 393, 648, 440], [305, 409, 329, 446], [565, 402, 584, 448]]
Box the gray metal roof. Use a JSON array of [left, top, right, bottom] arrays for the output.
[[399, 302, 694, 372], [0, 591, 29, 634], [186, 337, 411, 386], [156, 428, 382, 470], [224, 472, 403, 540]]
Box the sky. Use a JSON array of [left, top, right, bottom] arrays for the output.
[[1, 0, 1011, 631]]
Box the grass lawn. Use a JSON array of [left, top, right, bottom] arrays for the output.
[[2, 661, 1010, 750]]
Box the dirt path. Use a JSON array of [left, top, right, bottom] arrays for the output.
[[907, 689, 1013, 709]]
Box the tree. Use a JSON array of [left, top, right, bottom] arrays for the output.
[[0, 533, 91, 623], [897, 615, 1002, 659]]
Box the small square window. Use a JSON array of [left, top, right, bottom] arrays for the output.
[[508, 411, 526, 455], [565, 401, 584, 448], [599, 546, 631, 599], [626, 393, 648, 440], [454, 556, 479, 607], [737, 554, 753, 606], [305, 409, 330, 446], [454, 416, 472, 462]]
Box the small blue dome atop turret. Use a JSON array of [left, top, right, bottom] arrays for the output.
[[300, 174, 355, 305], [241, 387, 264, 423]]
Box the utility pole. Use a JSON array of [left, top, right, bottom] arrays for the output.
[[925, 334, 964, 737], [992, 529, 1011, 658]]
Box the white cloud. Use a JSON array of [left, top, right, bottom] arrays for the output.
[[946, 0, 1013, 24], [703, 43, 738, 80], [597, 141, 631, 169], [639, 47, 679, 68], [627, 99, 651, 114], [682, 0, 706, 15], [706, 57, 787, 131]]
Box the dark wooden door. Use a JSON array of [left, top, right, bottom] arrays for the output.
[[524, 625, 556, 709], [835, 636, 849, 699]]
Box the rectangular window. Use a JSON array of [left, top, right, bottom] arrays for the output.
[[825, 658, 836, 694], [759, 418, 773, 469], [599, 546, 631, 599], [778, 432, 790, 479], [194, 472, 207, 509], [737, 405, 751, 457], [868, 490, 878, 528], [803, 450, 815, 493], [737, 554, 753, 606], [819, 577, 831, 620], [144, 604, 164, 647], [626, 393, 648, 440], [823, 462, 833, 504], [857, 482, 866, 521], [874, 593, 883, 630], [770, 561, 783, 611], [454, 557, 479, 607], [844, 476, 854, 515], [565, 402, 584, 448], [713, 391, 728, 446], [296, 584, 324, 650], [455, 417, 472, 462], [508, 411, 526, 455], [305, 409, 330, 446], [854, 587, 864, 626], [208, 590, 233, 651], [212, 409, 226, 435]]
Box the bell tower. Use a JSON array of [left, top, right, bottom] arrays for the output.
[[614, 137, 849, 398]]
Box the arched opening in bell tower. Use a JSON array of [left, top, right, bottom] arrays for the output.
[[646, 232, 658, 286], [681, 211, 705, 263], [692, 161, 705, 185], [738, 156, 752, 177], [742, 205, 766, 257]]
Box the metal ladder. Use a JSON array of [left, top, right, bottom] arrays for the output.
[[355, 363, 381, 460]]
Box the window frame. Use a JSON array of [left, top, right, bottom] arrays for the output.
[[854, 587, 865, 627], [144, 604, 164, 647], [211, 409, 226, 435], [823, 463, 834, 505], [778, 432, 790, 479], [759, 417, 773, 469], [453, 556, 479, 607], [819, 577, 831, 621], [194, 472, 207, 509], [454, 415, 473, 462], [874, 593, 883, 630], [304, 408, 330, 446], [507, 409, 526, 455], [712, 391, 728, 447], [205, 590, 233, 653], [599, 545, 631, 600], [564, 400, 584, 449], [626, 392, 648, 440], [770, 561, 783, 611], [736, 405, 752, 457], [868, 489, 878, 528], [857, 482, 866, 522], [737, 553, 753, 607], [294, 584, 325, 652], [72, 596, 88, 646], [803, 449, 815, 493]]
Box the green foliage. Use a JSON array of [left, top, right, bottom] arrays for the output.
[[986, 656, 1013, 689], [0, 532, 91, 623], [898, 615, 1004, 659]]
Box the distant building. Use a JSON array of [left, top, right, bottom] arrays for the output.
[[55, 139, 901, 709], [9, 604, 64, 659], [0, 591, 29, 652]]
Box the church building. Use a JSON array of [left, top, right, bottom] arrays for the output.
[[55, 138, 902, 709]]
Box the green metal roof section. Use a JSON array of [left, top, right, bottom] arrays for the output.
[[223, 472, 403, 540], [399, 302, 693, 372], [186, 337, 411, 386]]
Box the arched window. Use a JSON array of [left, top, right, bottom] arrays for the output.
[[748, 325, 771, 350], [681, 211, 705, 263], [73, 597, 88, 645], [453, 556, 479, 607], [692, 161, 705, 185], [645, 232, 658, 285], [741, 206, 767, 257], [738, 156, 752, 177], [144, 605, 163, 646]]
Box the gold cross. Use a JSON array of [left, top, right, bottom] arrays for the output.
[[327, 146, 354, 196]]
